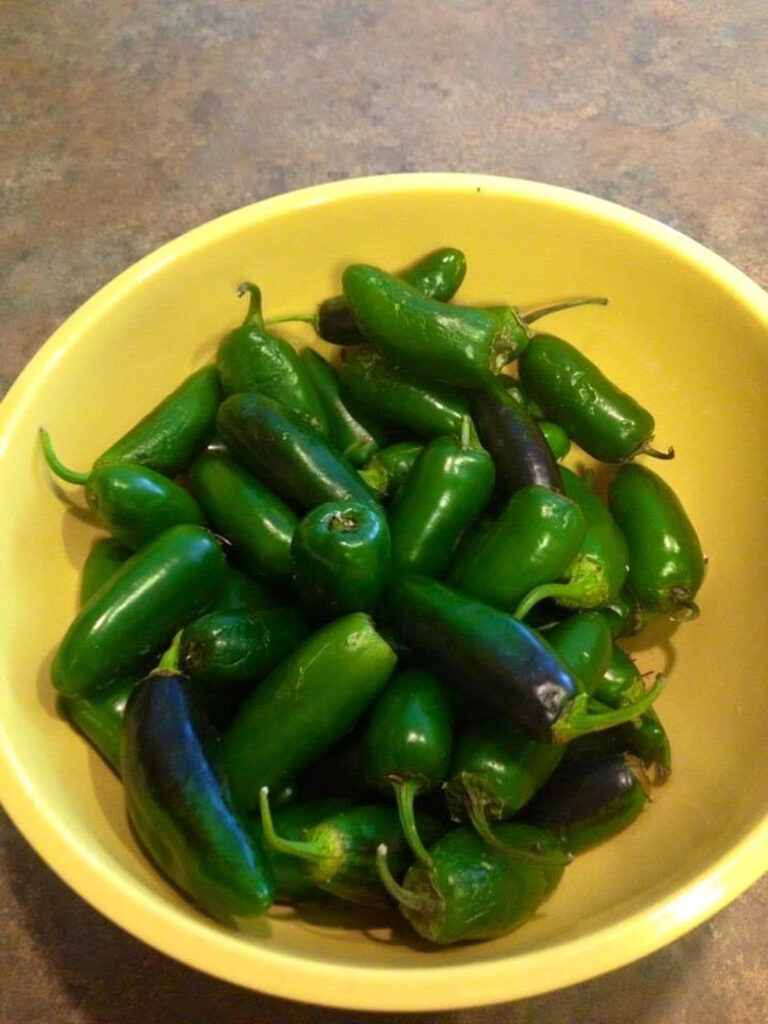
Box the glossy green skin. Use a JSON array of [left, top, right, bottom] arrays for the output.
[[250, 798, 353, 902], [519, 334, 656, 462], [343, 265, 529, 388], [497, 376, 547, 419], [221, 614, 397, 812], [339, 346, 470, 439], [122, 672, 274, 923], [277, 805, 445, 906], [180, 607, 309, 692], [85, 462, 206, 550], [317, 247, 467, 347], [79, 538, 132, 606], [60, 676, 138, 772], [609, 464, 705, 614], [445, 613, 612, 824], [189, 454, 297, 580], [217, 392, 379, 512], [360, 669, 453, 795], [299, 348, 384, 465], [359, 441, 424, 499], [540, 421, 571, 460], [209, 566, 276, 614], [291, 501, 391, 616], [599, 589, 655, 638], [593, 645, 642, 706], [52, 525, 227, 697], [397, 823, 564, 944], [450, 485, 586, 613], [388, 436, 495, 580], [217, 323, 330, 437], [95, 366, 221, 476]]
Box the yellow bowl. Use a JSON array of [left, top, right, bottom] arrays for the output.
[[1, 174, 767, 1011]]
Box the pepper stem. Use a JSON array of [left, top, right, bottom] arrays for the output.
[[237, 282, 266, 328], [264, 312, 319, 329], [39, 428, 89, 485], [156, 630, 182, 672], [514, 557, 607, 621], [393, 779, 432, 866], [357, 462, 389, 498], [258, 787, 326, 863], [467, 800, 569, 866], [375, 844, 427, 912], [552, 674, 667, 745], [521, 296, 609, 324], [635, 440, 675, 460]]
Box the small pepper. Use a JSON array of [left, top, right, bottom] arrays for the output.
[[609, 464, 705, 620], [188, 453, 297, 581], [259, 788, 445, 907], [338, 346, 471, 440], [387, 420, 495, 580], [220, 614, 397, 812], [52, 525, 227, 697], [519, 333, 673, 462], [40, 367, 222, 483], [60, 675, 139, 773], [357, 441, 424, 499], [359, 668, 453, 863], [469, 380, 563, 497], [342, 264, 531, 388], [217, 283, 330, 436], [122, 672, 274, 924], [514, 467, 629, 620], [376, 823, 565, 945], [79, 538, 132, 606], [450, 485, 586, 614], [299, 348, 385, 465], [291, 501, 391, 616], [217, 392, 379, 512]]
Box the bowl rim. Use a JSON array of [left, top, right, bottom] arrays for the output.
[[1, 172, 767, 1011]]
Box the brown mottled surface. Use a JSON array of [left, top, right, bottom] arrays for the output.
[[2, 0, 767, 1020]]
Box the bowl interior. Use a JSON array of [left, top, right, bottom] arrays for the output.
[[2, 175, 768, 1009]]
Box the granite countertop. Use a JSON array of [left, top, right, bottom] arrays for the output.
[[2, 1, 767, 1021]]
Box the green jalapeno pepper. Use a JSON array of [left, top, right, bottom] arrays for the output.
[[469, 380, 563, 497], [388, 422, 495, 581], [249, 797, 354, 902], [359, 668, 453, 864], [389, 577, 665, 745], [594, 644, 645, 707], [291, 501, 391, 617], [216, 283, 330, 436], [524, 753, 648, 856], [268, 247, 468, 346], [122, 671, 274, 923], [208, 565, 276, 614], [52, 524, 227, 697], [259, 789, 445, 907], [60, 675, 139, 773], [217, 392, 379, 512], [540, 421, 571, 461], [609, 464, 705, 619], [514, 468, 629, 620], [519, 334, 673, 462], [342, 264, 531, 388], [221, 613, 397, 812], [40, 367, 222, 484], [338, 346, 470, 440], [357, 441, 424, 499], [79, 538, 132, 606], [445, 612, 613, 844], [188, 453, 297, 580], [450, 485, 586, 614], [299, 348, 385, 465], [376, 822, 565, 945], [599, 588, 654, 638]]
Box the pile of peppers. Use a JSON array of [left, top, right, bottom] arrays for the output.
[[43, 246, 705, 946]]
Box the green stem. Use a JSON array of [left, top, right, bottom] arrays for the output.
[[258, 787, 326, 863], [237, 282, 265, 328], [393, 779, 432, 866], [156, 630, 182, 672], [467, 800, 569, 866], [264, 312, 319, 329], [357, 462, 389, 497], [521, 296, 609, 324], [514, 580, 582, 622], [375, 844, 426, 912], [552, 674, 667, 745], [39, 428, 89, 485]]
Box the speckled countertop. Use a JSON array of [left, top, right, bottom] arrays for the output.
[[2, 1, 767, 1021]]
